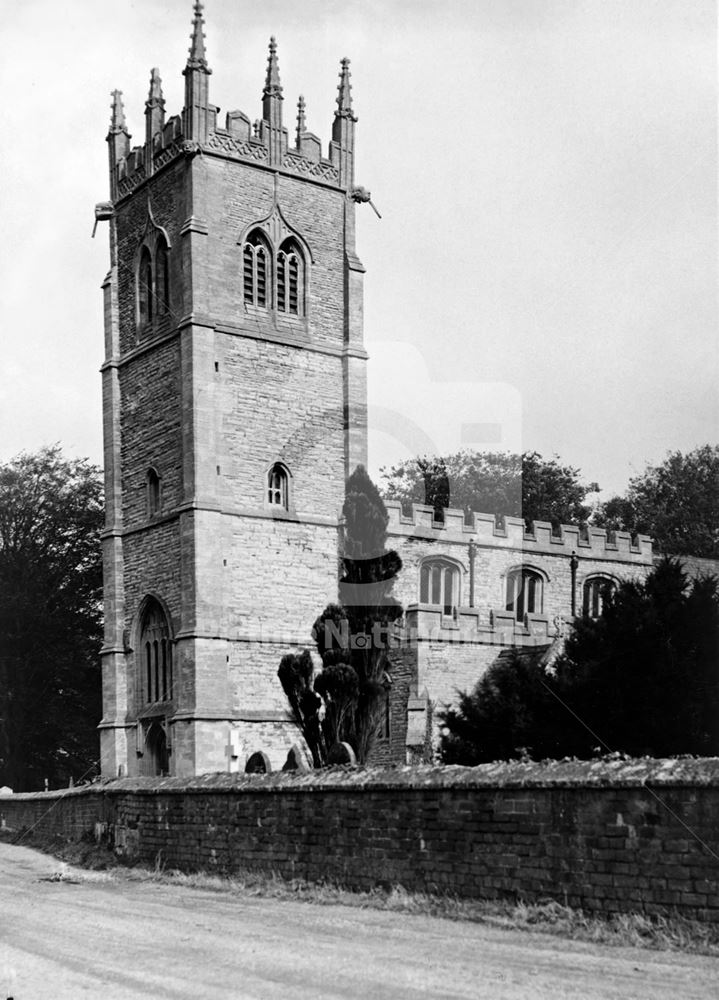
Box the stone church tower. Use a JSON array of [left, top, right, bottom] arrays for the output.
[[98, 2, 367, 777]]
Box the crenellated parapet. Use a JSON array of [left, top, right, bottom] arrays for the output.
[[385, 501, 653, 563], [106, 2, 354, 202]]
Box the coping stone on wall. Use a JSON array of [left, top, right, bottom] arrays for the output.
[[5, 758, 719, 802]]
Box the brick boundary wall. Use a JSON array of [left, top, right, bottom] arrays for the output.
[[2, 759, 718, 921]]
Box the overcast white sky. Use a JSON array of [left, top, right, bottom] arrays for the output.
[[0, 0, 716, 498]]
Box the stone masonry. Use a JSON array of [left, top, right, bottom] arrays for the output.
[[99, 3, 366, 778]]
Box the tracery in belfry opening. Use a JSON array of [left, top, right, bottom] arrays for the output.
[[239, 205, 312, 319]]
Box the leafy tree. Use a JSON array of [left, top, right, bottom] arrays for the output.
[[0, 447, 103, 790], [594, 446, 719, 558], [380, 450, 599, 528], [439, 559, 719, 763], [279, 466, 403, 765]]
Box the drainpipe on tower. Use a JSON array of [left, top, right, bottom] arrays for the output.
[[468, 540, 477, 607]]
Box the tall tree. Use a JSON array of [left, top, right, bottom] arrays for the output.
[[594, 446, 719, 558], [439, 559, 719, 764], [0, 447, 103, 790], [380, 450, 599, 527], [279, 466, 403, 765]]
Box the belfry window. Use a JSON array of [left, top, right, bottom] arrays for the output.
[[139, 600, 173, 704], [137, 239, 170, 327], [276, 238, 304, 316], [243, 231, 270, 308], [506, 568, 544, 619], [583, 576, 616, 618], [267, 463, 289, 509], [420, 559, 460, 617]]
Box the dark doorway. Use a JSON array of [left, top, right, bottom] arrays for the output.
[[145, 721, 169, 776]]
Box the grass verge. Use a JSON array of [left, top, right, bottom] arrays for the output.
[[4, 829, 718, 956]]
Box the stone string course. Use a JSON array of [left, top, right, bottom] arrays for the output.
[[2, 759, 717, 921]]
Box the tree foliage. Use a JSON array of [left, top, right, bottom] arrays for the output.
[[440, 560, 719, 763], [594, 446, 719, 558], [0, 447, 103, 790], [380, 450, 599, 528], [278, 466, 403, 766]]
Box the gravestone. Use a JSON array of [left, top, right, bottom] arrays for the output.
[[244, 751, 271, 774], [281, 745, 308, 772]]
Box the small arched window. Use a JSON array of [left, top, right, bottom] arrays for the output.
[[155, 239, 170, 315], [243, 230, 270, 308], [506, 567, 544, 619], [267, 462, 289, 509], [276, 238, 304, 316], [583, 576, 616, 618], [420, 559, 460, 617], [139, 599, 172, 704], [147, 468, 161, 516], [139, 245, 153, 325]]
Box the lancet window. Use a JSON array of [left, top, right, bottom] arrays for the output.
[[276, 238, 303, 316], [243, 231, 270, 308], [267, 462, 289, 509], [147, 467, 161, 516]]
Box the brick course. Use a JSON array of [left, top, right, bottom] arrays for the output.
[[3, 759, 718, 922]]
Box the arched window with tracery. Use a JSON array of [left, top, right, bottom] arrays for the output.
[[138, 245, 153, 325], [139, 600, 173, 704], [155, 239, 170, 315], [506, 567, 544, 619], [420, 558, 461, 617], [583, 576, 616, 618], [243, 230, 270, 308], [267, 462, 289, 509], [276, 238, 304, 316]]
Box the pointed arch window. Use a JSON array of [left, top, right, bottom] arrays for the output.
[[583, 576, 616, 618], [506, 567, 544, 619], [147, 467, 161, 516], [139, 600, 173, 705], [276, 238, 304, 317], [267, 462, 289, 509], [137, 238, 170, 329], [420, 558, 461, 617], [243, 230, 270, 308]]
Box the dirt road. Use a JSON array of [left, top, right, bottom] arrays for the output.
[[0, 842, 715, 999]]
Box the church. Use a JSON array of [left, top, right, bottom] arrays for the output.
[[98, 2, 656, 778]]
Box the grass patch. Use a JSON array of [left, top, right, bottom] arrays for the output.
[[5, 829, 718, 956]]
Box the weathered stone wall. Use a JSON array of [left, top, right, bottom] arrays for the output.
[[3, 759, 717, 922]]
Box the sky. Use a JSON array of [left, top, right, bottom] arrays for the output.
[[0, 0, 716, 499]]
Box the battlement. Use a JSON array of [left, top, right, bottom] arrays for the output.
[[107, 4, 355, 201], [385, 501, 653, 562]]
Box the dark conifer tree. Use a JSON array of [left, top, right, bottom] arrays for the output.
[[440, 559, 719, 763]]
